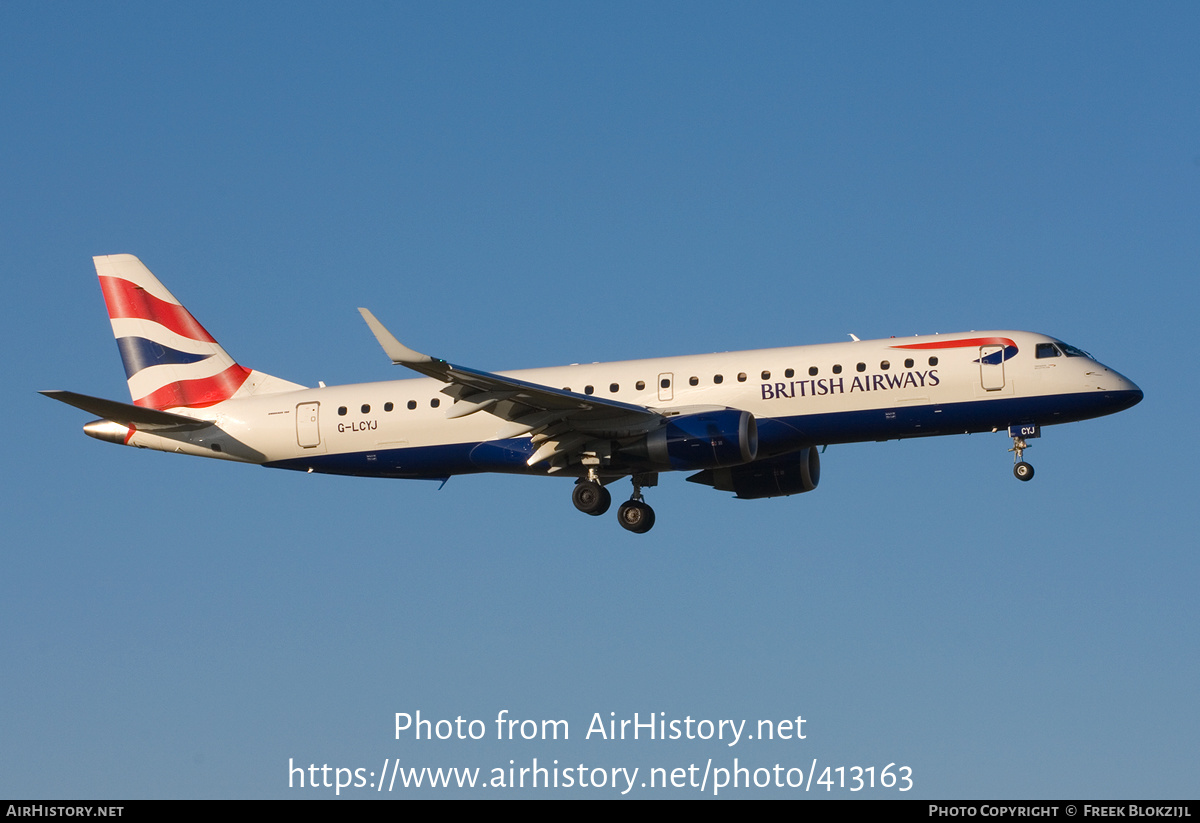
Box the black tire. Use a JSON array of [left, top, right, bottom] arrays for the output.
[[1014, 462, 1034, 482], [572, 481, 611, 515], [617, 500, 655, 534]]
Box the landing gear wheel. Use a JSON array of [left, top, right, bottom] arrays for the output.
[[617, 500, 655, 534], [572, 480, 611, 516], [1008, 428, 1039, 483]]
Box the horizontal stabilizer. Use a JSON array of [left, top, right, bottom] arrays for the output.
[[39, 390, 212, 432]]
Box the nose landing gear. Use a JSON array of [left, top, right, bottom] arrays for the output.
[[1007, 425, 1039, 482]]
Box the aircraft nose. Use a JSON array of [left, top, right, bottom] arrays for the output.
[[1104, 371, 1143, 411], [1119, 370, 1141, 397], [1125, 384, 1144, 409]]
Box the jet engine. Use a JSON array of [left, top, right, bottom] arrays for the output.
[[686, 447, 821, 499], [622, 409, 758, 471]]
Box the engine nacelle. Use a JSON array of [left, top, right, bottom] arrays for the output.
[[686, 447, 821, 499], [625, 409, 758, 471]]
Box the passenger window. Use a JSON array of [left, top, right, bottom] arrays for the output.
[[856, 363, 866, 372], [585, 385, 594, 395], [609, 383, 619, 393], [430, 398, 440, 408], [384, 402, 394, 412], [636, 381, 645, 391], [809, 366, 818, 376], [338, 406, 347, 416], [407, 400, 417, 410], [832, 365, 842, 374], [361, 404, 370, 414], [929, 357, 938, 366], [713, 374, 723, 384], [689, 376, 698, 386], [904, 359, 914, 368], [761, 370, 771, 380], [660, 378, 671, 389], [785, 368, 794, 378], [880, 361, 890, 370], [737, 373, 747, 382]]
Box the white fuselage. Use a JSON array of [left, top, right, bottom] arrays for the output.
[[112, 330, 1141, 480]]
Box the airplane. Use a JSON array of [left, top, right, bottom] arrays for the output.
[[42, 254, 1144, 534]]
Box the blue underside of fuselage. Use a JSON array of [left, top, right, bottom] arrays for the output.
[[262, 389, 1142, 479]]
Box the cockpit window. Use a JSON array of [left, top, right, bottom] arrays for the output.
[[1058, 342, 1092, 358], [1036, 343, 1061, 358]]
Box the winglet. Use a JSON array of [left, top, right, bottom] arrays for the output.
[[357, 308, 436, 366]]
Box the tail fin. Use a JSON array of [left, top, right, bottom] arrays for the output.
[[94, 254, 303, 409]]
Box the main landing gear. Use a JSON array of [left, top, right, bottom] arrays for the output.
[[571, 477, 611, 515], [1007, 425, 1039, 482], [617, 490, 655, 535], [573, 472, 657, 533]]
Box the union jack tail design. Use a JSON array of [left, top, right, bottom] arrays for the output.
[[94, 254, 300, 409]]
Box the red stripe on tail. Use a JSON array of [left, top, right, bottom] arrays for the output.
[[133, 364, 252, 409], [99, 276, 218, 343]]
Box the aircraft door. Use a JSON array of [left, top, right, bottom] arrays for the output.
[[657, 373, 674, 402], [979, 345, 1005, 391], [296, 402, 321, 448]]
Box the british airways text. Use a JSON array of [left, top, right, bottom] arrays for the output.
[[761, 370, 939, 400]]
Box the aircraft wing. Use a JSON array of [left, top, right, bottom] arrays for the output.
[[359, 309, 668, 469], [39, 390, 213, 431]]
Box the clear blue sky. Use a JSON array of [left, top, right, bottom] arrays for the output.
[[3, 2, 1196, 798]]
